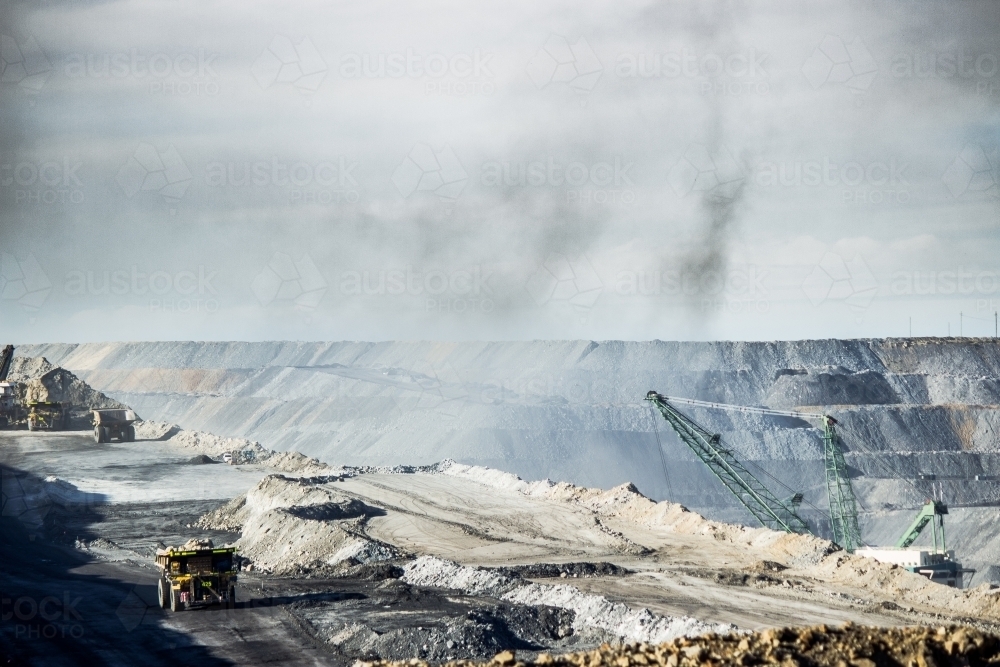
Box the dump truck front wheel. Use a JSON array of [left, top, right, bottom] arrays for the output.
[[158, 579, 169, 609], [94, 426, 102, 443], [228, 585, 236, 608], [125, 425, 136, 442], [169, 586, 182, 612]]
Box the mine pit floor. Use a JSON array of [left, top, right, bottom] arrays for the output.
[[2, 430, 998, 666]]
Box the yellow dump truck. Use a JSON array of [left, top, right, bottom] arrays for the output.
[[27, 401, 67, 431], [155, 545, 238, 611]]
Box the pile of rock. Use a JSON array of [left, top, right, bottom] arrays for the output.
[[9, 357, 127, 409], [156, 538, 216, 555], [363, 624, 1000, 667]]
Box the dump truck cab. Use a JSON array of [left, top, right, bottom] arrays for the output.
[[155, 546, 238, 611]]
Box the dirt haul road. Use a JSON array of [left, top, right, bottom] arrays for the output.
[[0, 430, 335, 666], [0, 519, 331, 667]]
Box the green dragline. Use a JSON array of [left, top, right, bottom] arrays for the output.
[[645, 391, 865, 552], [645, 391, 812, 536]]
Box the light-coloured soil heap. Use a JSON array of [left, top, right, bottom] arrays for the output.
[[198, 474, 398, 574], [6, 355, 58, 382], [192, 457, 1000, 625], [134, 419, 334, 474], [437, 461, 1000, 623], [166, 427, 271, 462], [438, 461, 835, 566], [132, 420, 178, 440], [363, 624, 1000, 667]]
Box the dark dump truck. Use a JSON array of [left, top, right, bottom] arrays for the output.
[[92, 408, 137, 443], [156, 544, 238, 611]]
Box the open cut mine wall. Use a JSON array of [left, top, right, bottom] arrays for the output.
[[15, 338, 1000, 585]]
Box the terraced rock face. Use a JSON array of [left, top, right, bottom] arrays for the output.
[[15, 339, 1000, 584]]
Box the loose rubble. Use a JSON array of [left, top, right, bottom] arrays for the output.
[[156, 537, 215, 554], [362, 624, 1000, 667], [503, 563, 630, 579], [321, 601, 582, 663]]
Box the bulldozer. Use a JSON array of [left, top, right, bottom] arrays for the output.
[[155, 541, 238, 612]]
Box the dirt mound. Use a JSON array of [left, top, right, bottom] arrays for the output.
[[198, 474, 398, 574], [133, 420, 179, 441], [264, 450, 334, 476], [159, 428, 335, 473], [197, 494, 247, 532], [365, 624, 1000, 667], [811, 550, 1000, 621], [200, 474, 369, 530], [168, 429, 269, 460], [18, 361, 129, 410], [439, 461, 836, 567], [186, 454, 218, 465], [238, 506, 398, 575], [7, 356, 57, 382]]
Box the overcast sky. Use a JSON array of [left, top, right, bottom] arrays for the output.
[[2, 0, 999, 343]]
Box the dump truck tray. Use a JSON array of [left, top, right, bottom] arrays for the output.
[[92, 409, 138, 443], [92, 409, 137, 425]]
